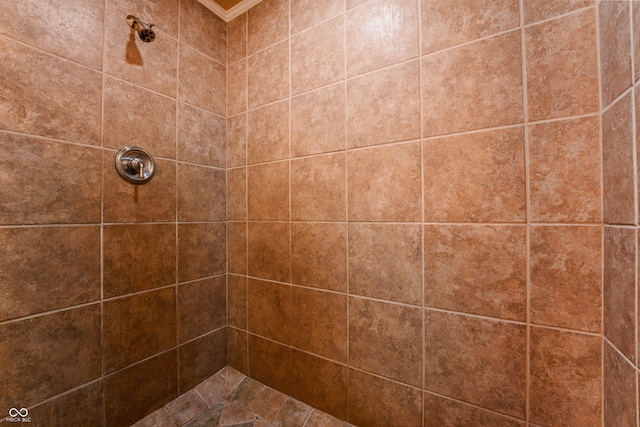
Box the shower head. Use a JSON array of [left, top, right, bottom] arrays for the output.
[[127, 15, 155, 43]]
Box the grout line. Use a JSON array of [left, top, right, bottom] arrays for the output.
[[518, 0, 532, 423], [176, 0, 183, 396], [342, 0, 350, 420], [100, 3, 108, 423], [417, 0, 426, 422], [593, 4, 607, 427], [244, 9, 250, 377], [423, 389, 527, 425]]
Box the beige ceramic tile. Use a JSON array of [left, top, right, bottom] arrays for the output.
[[178, 102, 226, 167], [180, 0, 227, 65], [104, 3, 178, 97], [103, 351, 178, 427], [228, 222, 248, 275], [349, 223, 422, 305], [347, 61, 421, 148], [424, 225, 527, 321], [248, 41, 289, 109], [291, 83, 346, 157], [228, 275, 248, 329], [291, 223, 348, 292], [247, 100, 289, 164], [346, 0, 419, 76], [103, 76, 176, 159], [422, 31, 523, 136], [424, 311, 526, 418], [0, 305, 101, 420], [347, 0, 369, 8], [603, 92, 634, 224], [634, 2, 640, 82], [0, 38, 101, 144], [529, 116, 601, 223], [421, 0, 519, 54], [604, 227, 636, 362], [103, 224, 176, 298], [248, 222, 290, 283], [29, 382, 103, 427], [177, 276, 226, 343], [0, 134, 101, 225], [227, 114, 247, 168], [291, 153, 346, 221], [102, 288, 177, 374], [423, 127, 526, 222], [348, 142, 422, 221], [523, 0, 594, 24], [228, 327, 249, 374], [603, 340, 638, 427], [178, 329, 227, 392], [247, 0, 289, 55], [291, 287, 347, 362], [0, 227, 100, 322], [248, 334, 292, 395], [525, 9, 599, 120], [291, 350, 348, 419], [291, 16, 345, 95], [424, 393, 525, 427], [177, 223, 226, 282], [178, 164, 226, 222], [599, 0, 632, 107], [228, 60, 247, 116], [247, 161, 289, 221], [349, 297, 422, 387], [179, 44, 226, 115], [248, 278, 291, 345], [228, 13, 247, 64], [227, 167, 247, 220], [348, 369, 422, 427], [529, 327, 602, 426], [0, 0, 104, 69], [530, 226, 602, 333], [291, 0, 344, 34]]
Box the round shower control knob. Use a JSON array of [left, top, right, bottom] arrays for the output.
[[115, 146, 156, 184]]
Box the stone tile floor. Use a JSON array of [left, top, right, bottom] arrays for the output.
[[132, 367, 355, 427]]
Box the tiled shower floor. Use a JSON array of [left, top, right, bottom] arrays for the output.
[[132, 367, 355, 427]]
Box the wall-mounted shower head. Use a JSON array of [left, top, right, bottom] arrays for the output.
[[127, 15, 155, 43]]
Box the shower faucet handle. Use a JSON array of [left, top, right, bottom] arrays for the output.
[[115, 146, 156, 184], [134, 158, 144, 178]]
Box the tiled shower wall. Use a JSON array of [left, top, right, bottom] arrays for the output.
[[0, 0, 227, 426], [225, 0, 637, 425], [602, 1, 640, 427]]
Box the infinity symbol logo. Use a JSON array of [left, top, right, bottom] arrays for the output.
[[8, 408, 28, 417]]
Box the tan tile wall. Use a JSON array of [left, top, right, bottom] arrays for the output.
[[227, 0, 613, 425], [0, 0, 227, 425], [600, 1, 640, 426]]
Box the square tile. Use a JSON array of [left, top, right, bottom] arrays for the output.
[[346, 0, 419, 76], [348, 142, 421, 221], [424, 311, 526, 418], [422, 31, 523, 136], [424, 127, 526, 222], [525, 9, 599, 120], [530, 226, 602, 333], [424, 225, 526, 321], [349, 297, 422, 386]]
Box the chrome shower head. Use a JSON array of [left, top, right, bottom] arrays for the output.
[[127, 15, 155, 43]]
